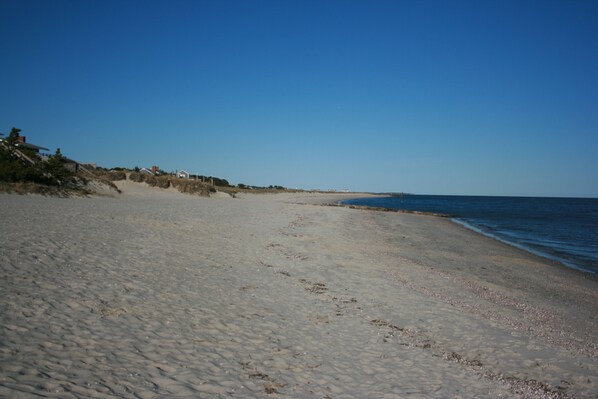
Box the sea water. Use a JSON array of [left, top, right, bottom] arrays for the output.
[[342, 195, 598, 275]]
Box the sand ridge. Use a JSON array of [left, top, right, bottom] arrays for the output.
[[0, 189, 597, 398]]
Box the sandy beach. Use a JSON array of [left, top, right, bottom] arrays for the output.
[[1, 184, 597, 399]]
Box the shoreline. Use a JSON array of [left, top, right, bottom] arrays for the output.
[[319, 195, 598, 284], [1, 190, 597, 398], [451, 217, 598, 277], [333, 195, 597, 278]]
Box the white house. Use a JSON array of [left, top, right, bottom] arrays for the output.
[[177, 170, 190, 179], [139, 167, 154, 175]]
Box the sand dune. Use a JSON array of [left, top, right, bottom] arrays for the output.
[[1, 187, 596, 398]]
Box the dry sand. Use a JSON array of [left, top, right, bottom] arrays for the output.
[[1, 184, 597, 398]]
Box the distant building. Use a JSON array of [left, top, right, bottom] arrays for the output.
[[151, 165, 160, 174], [14, 135, 49, 154], [63, 158, 79, 173], [177, 170, 190, 179], [139, 167, 154, 175]]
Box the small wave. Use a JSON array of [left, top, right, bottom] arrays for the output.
[[343, 196, 598, 275], [452, 218, 594, 275]]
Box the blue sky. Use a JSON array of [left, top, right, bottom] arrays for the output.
[[1, 0, 597, 196]]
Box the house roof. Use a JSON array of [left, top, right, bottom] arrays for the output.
[[15, 141, 49, 152]]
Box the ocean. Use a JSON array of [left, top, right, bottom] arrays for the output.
[[341, 195, 598, 275]]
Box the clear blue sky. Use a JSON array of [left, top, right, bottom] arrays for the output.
[[1, 0, 597, 196]]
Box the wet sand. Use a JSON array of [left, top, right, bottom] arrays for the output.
[[1, 185, 597, 398]]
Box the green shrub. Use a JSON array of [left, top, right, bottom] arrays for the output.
[[43, 148, 73, 183], [0, 142, 51, 184]]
